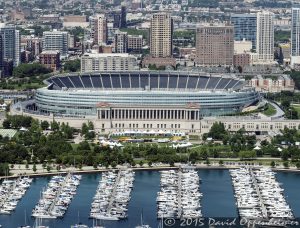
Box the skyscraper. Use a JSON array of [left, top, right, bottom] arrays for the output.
[[0, 35, 3, 76], [256, 11, 274, 62], [43, 30, 69, 57], [92, 14, 107, 46], [231, 14, 257, 49], [114, 31, 128, 53], [195, 24, 234, 66], [120, 6, 127, 29], [0, 24, 20, 67], [150, 13, 173, 58], [291, 5, 300, 63]]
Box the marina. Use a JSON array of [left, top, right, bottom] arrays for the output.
[[0, 176, 32, 214], [90, 169, 135, 221], [157, 167, 202, 219], [32, 173, 81, 219], [230, 167, 294, 222], [0, 170, 299, 227]]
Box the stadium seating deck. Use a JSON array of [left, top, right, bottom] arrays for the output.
[[46, 72, 244, 91]]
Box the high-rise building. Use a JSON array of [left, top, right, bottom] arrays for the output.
[[81, 52, 137, 72], [21, 35, 43, 58], [39, 50, 61, 71], [0, 24, 20, 67], [120, 6, 127, 29], [150, 13, 173, 58], [0, 35, 3, 76], [231, 14, 257, 49], [128, 35, 143, 52], [291, 5, 300, 66], [91, 14, 107, 46], [114, 31, 128, 53], [43, 30, 69, 57], [195, 24, 234, 66], [256, 11, 274, 62]]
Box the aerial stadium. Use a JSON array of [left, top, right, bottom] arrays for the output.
[[15, 71, 261, 134]]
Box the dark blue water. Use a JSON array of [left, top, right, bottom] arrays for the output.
[[0, 170, 299, 228], [276, 172, 300, 218]]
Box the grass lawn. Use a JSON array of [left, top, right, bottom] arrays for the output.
[[263, 103, 276, 116], [292, 104, 300, 118]]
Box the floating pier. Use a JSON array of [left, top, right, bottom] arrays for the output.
[[157, 166, 202, 219], [32, 173, 81, 219], [0, 176, 32, 214], [230, 167, 294, 222], [90, 169, 135, 221]]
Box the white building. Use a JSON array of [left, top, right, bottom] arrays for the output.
[[234, 39, 252, 54], [150, 13, 173, 58], [90, 14, 107, 46], [114, 31, 128, 53], [0, 24, 20, 67], [256, 11, 274, 62], [43, 30, 69, 58], [291, 5, 300, 67], [81, 53, 137, 72]]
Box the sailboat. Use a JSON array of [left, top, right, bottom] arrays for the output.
[[71, 211, 90, 228], [34, 217, 49, 228], [92, 218, 105, 228], [135, 211, 151, 228], [18, 210, 31, 228]]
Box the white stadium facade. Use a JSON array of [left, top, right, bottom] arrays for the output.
[[14, 70, 298, 135]]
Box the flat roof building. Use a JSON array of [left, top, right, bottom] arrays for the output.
[[150, 13, 173, 58], [81, 53, 137, 72], [196, 24, 234, 66]]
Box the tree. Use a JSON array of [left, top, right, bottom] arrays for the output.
[[2, 119, 11, 129], [41, 121, 50, 130], [281, 100, 290, 109], [63, 59, 80, 72], [205, 158, 210, 166], [219, 160, 224, 166], [111, 161, 117, 168], [32, 164, 37, 173], [51, 121, 60, 131], [281, 150, 289, 161], [169, 160, 175, 167], [93, 162, 98, 169], [12, 63, 52, 78], [270, 161, 276, 168], [139, 160, 144, 167], [25, 162, 29, 169], [283, 161, 289, 169], [0, 163, 9, 176], [296, 162, 300, 169], [148, 161, 152, 167], [46, 165, 51, 172], [131, 160, 136, 167], [207, 122, 228, 140]]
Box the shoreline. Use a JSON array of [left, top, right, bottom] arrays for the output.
[[1, 164, 300, 180]]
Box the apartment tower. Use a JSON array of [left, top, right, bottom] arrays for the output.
[[195, 24, 234, 66], [256, 11, 274, 62], [150, 13, 173, 58]]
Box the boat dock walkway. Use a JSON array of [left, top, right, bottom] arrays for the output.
[[249, 168, 268, 219], [107, 170, 122, 214], [177, 169, 182, 219], [47, 173, 72, 215], [230, 167, 294, 222], [0, 176, 32, 214], [0, 177, 18, 208]]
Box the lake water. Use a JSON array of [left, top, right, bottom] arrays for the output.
[[0, 169, 300, 228]]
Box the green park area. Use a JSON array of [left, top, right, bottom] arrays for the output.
[[263, 103, 276, 116], [0, 115, 300, 176]]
